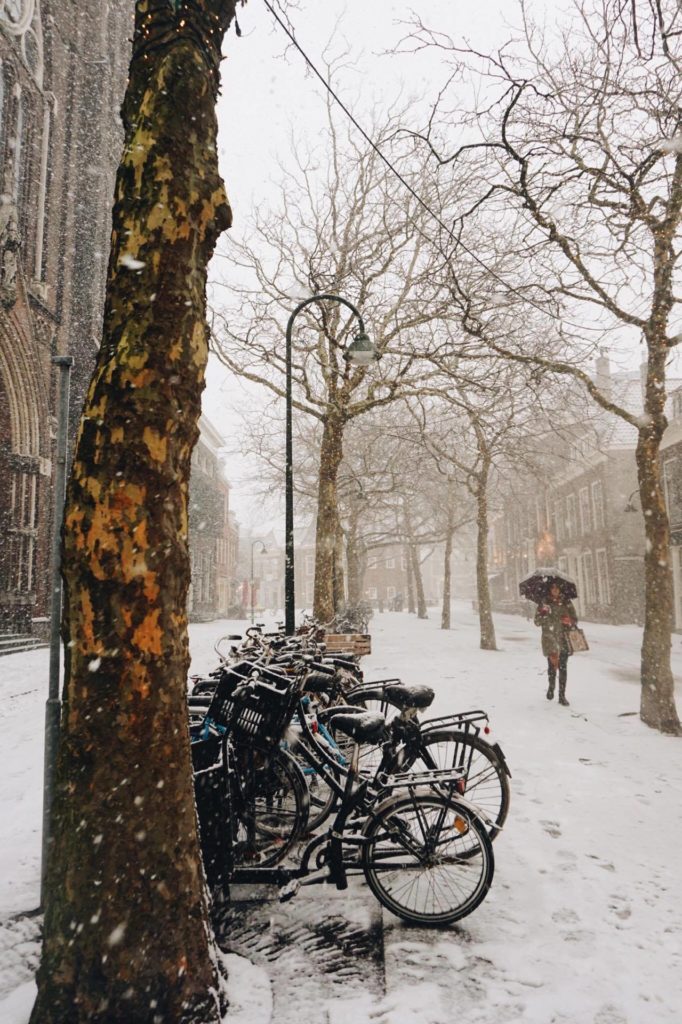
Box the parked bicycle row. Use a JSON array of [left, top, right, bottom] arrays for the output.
[[187, 619, 512, 926]]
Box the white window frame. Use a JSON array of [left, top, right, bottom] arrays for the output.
[[582, 550, 596, 605], [596, 548, 610, 605], [566, 494, 577, 539], [385, 557, 395, 569], [579, 487, 591, 535], [591, 481, 605, 530]]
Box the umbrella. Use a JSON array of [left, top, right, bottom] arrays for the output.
[[519, 567, 578, 604]]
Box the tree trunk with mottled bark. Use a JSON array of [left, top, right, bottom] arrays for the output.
[[410, 544, 428, 619], [346, 516, 365, 607], [406, 543, 416, 613], [313, 414, 345, 622], [441, 513, 454, 630], [333, 519, 346, 613], [637, 334, 681, 734], [30, 4, 236, 1022], [475, 464, 496, 651]]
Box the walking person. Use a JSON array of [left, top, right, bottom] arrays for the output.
[[534, 583, 578, 706]]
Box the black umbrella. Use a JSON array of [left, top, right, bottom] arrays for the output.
[[519, 566, 578, 604]]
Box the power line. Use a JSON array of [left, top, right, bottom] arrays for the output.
[[260, 0, 610, 335]]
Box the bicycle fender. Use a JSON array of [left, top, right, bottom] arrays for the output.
[[490, 742, 512, 778]]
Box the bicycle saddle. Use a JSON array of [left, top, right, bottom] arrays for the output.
[[328, 710, 386, 743], [304, 671, 336, 694], [383, 683, 435, 710]]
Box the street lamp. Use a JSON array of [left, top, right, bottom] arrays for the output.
[[624, 489, 641, 513], [284, 293, 378, 634], [250, 539, 267, 624]]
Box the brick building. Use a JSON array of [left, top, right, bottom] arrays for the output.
[[488, 364, 658, 625], [0, 2, 132, 637], [660, 387, 682, 630], [188, 416, 240, 621]]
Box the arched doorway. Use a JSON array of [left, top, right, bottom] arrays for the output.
[[0, 315, 48, 634]]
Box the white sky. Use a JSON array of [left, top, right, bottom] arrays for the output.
[[204, 0, 529, 525]]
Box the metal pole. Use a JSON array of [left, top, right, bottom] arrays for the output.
[[284, 295, 366, 635], [284, 315, 295, 634], [250, 541, 255, 624], [41, 355, 73, 905]]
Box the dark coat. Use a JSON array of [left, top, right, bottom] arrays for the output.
[[534, 599, 578, 657]]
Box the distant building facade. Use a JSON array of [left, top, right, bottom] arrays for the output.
[[660, 387, 682, 630], [0, 2, 132, 635], [488, 363, 652, 624], [188, 416, 240, 621], [246, 530, 453, 618]]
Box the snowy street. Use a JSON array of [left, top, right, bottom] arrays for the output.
[[1, 604, 681, 1023]]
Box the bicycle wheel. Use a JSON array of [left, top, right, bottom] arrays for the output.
[[231, 749, 309, 867], [390, 730, 510, 841], [361, 791, 494, 925], [291, 740, 341, 832]]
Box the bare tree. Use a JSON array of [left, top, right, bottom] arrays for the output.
[[403, 0, 682, 733], [212, 97, 449, 621]]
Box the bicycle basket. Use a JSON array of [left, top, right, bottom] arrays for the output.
[[210, 662, 299, 751]]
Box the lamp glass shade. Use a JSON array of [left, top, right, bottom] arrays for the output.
[[345, 331, 377, 365]]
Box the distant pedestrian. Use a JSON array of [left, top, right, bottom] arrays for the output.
[[534, 583, 578, 706]]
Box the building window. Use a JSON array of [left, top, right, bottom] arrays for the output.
[[367, 554, 377, 570], [401, 555, 407, 571], [12, 87, 23, 207], [566, 494, 577, 539], [386, 585, 396, 600], [591, 481, 605, 530], [305, 582, 313, 603], [596, 549, 610, 605], [366, 587, 377, 600], [663, 456, 682, 528], [554, 501, 563, 543], [579, 487, 591, 535], [305, 555, 314, 576], [34, 97, 52, 282], [582, 551, 596, 605], [0, 60, 4, 156], [385, 557, 395, 569]]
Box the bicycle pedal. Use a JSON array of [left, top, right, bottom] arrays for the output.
[[279, 879, 301, 902]]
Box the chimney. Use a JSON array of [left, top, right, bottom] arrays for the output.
[[595, 350, 611, 398]]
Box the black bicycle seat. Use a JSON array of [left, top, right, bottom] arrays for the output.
[[304, 671, 336, 694], [328, 710, 386, 743], [384, 683, 435, 710]]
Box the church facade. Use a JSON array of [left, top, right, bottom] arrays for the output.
[[0, 2, 132, 636]]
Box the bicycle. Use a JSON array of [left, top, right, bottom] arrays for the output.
[[203, 679, 495, 926]]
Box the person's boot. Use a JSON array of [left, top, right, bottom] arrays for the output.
[[546, 671, 556, 700], [558, 680, 569, 706]]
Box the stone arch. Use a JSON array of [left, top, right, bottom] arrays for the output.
[[0, 269, 50, 629], [0, 0, 44, 91]]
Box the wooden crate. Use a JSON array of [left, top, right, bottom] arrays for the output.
[[324, 633, 372, 656]]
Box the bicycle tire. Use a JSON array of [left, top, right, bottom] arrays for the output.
[[231, 749, 309, 867], [290, 739, 341, 832], [388, 730, 510, 842], [361, 791, 494, 925]]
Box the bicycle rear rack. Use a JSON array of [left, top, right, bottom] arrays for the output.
[[379, 766, 465, 789], [419, 710, 489, 734]]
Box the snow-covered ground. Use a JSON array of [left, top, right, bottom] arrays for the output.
[[1, 603, 681, 1023]]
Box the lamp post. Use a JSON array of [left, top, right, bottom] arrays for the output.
[[284, 293, 377, 635], [250, 539, 267, 624], [41, 354, 73, 905], [624, 489, 641, 513]]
